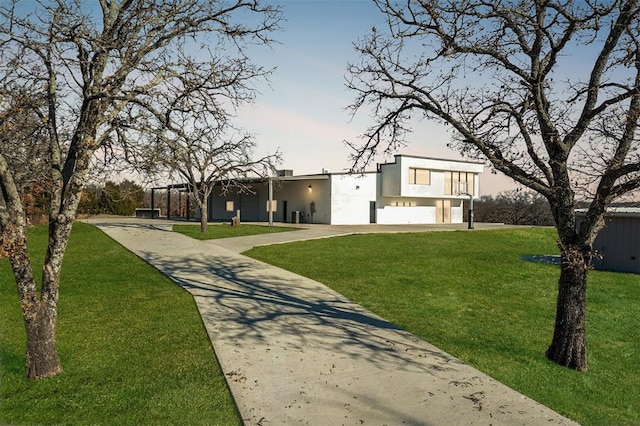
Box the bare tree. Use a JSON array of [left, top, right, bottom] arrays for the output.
[[120, 45, 281, 233], [159, 116, 280, 234], [346, 0, 640, 371], [0, 0, 281, 379]]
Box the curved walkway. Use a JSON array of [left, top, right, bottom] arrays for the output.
[[90, 218, 576, 426]]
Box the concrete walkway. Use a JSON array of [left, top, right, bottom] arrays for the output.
[[90, 218, 577, 426]]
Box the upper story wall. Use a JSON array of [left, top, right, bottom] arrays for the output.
[[379, 155, 484, 199]]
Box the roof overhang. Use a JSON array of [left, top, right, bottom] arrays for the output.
[[576, 207, 640, 218]]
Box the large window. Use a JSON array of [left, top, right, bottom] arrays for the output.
[[409, 168, 431, 185], [444, 172, 475, 195]]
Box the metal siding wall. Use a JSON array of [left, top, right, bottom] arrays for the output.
[[239, 192, 260, 221], [208, 187, 236, 221], [619, 217, 640, 273], [594, 216, 640, 274]]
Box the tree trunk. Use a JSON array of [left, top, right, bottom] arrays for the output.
[[546, 244, 589, 371], [8, 220, 64, 379], [199, 196, 208, 234], [25, 301, 62, 379], [2, 153, 63, 379], [12, 240, 63, 379]]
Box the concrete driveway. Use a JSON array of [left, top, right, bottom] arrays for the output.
[[89, 217, 574, 426]]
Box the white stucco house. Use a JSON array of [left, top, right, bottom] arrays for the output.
[[202, 154, 484, 225]]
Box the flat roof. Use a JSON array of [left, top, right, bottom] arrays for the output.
[[393, 153, 485, 165], [604, 207, 640, 217], [276, 174, 330, 181], [577, 207, 640, 217]]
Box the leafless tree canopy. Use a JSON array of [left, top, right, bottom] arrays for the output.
[[0, 86, 50, 191], [115, 34, 283, 233], [348, 1, 639, 218], [347, 0, 640, 371], [151, 100, 282, 233]]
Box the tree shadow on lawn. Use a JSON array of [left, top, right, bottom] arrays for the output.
[[87, 220, 175, 233]]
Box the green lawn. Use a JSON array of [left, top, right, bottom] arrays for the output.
[[245, 227, 640, 426], [173, 223, 298, 240], [0, 223, 240, 425], [4, 225, 637, 425]]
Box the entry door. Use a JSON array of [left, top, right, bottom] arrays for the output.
[[282, 200, 288, 223], [436, 200, 451, 223], [369, 201, 376, 223]]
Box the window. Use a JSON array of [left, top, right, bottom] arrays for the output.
[[266, 200, 277, 212], [409, 168, 431, 185], [444, 172, 475, 195], [225, 201, 234, 212], [392, 201, 416, 207]]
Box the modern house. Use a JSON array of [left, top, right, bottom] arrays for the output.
[[202, 154, 484, 225], [584, 208, 640, 274]]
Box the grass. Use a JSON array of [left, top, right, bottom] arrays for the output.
[[0, 222, 240, 425], [173, 223, 298, 240], [245, 227, 640, 426]]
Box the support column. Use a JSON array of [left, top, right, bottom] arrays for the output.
[[465, 194, 474, 229], [186, 194, 190, 221], [167, 188, 171, 220], [268, 177, 273, 226], [151, 189, 156, 219]]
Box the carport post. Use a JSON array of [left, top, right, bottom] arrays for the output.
[[151, 189, 155, 219], [458, 190, 474, 230], [186, 193, 191, 221], [268, 177, 274, 226], [167, 187, 171, 220], [467, 194, 474, 230]]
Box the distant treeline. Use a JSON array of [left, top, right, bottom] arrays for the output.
[[17, 180, 146, 226], [77, 180, 145, 217], [472, 189, 640, 226], [473, 189, 554, 226]]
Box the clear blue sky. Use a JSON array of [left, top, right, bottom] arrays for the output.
[[237, 0, 516, 195]]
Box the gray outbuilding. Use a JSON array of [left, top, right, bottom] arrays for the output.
[[586, 208, 640, 274]]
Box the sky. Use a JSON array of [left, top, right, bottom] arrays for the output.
[[236, 0, 519, 196], [9, 0, 517, 195]]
